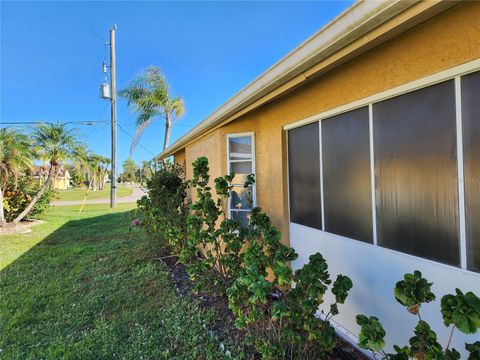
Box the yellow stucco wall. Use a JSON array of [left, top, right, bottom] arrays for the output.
[[173, 148, 186, 167], [173, 2, 480, 246], [53, 178, 69, 190]]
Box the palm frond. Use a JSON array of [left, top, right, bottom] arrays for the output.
[[171, 96, 185, 119], [31, 122, 80, 167], [119, 66, 184, 155], [0, 128, 34, 186], [130, 117, 155, 157]]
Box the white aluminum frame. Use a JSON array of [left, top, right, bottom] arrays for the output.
[[226, 132, 257, 221], [284, 59, 480, 274], [368, 104, 378, 246], [284, 60, 480, 131], [319, 122, 325, 231], [455, 76, 467, 270]]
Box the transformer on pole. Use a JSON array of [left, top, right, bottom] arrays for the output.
[[99, 25, 117, 208]]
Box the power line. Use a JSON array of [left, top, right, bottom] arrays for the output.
[[117, 122, 156, 156], [1, 15, 108, 43], [1, 120, 109, 126], [1, 118, 157, 158], [88, 21, 107, 42]]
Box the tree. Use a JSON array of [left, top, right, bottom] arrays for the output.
[[119, 158, 138, 183], [68, 164, 86, 188], [88, 154, 110, 190], [87, 154, 104, 191], [97, 156, 110, 190], [13, 122, 78, 224], [71, 145, 90, 188], [0, 128, 33, 226], [139, 160, 153, 183], [119, 66, 184, 155]]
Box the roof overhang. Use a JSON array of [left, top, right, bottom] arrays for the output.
[[156, 0, 457, 160]]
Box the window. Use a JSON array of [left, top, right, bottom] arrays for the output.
[[286, 63, 480, 273], [373, 80, 459, 266], [288, 122, 322, 230], [322, 107, 373, 243], [462, 71, 480, 272], [227, 134, 255, 227]]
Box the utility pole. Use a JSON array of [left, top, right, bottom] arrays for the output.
[[110, 25, 117, 208]]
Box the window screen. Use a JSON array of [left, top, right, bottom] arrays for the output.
[[322, 107, 373, 243], [373, 80, 459, 266], [229, 136, 253, 160], [228, 135, 255, 227], [288, 122, 322, 229], [462, 71, 480, 272]]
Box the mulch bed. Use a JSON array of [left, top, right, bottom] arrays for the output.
[[0, 219, 44, 235], [155, 254, 369, 360]]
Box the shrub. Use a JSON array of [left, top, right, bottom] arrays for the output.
[[69, 170, 87, 188], [137, 161, 189, 254], [3, 176, 54, 221], [184, 156, 354, 359], [182, 157, 250, 294], [277, 256, 353, 355], [227, 206, 298, 330], [356, 270, 480, 359], [229, 241, 352, 359]]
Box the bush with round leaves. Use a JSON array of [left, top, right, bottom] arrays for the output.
[[183, 156, 252, 294], [356, 270, 480, 360], [185, 157, 354, 359]]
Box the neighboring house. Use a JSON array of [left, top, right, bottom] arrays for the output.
[[156, 1, 480, 355], [33, 165, 71, 190]]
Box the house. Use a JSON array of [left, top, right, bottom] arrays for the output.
[[156, 1, 480, 355], [33, 165, 71, 190]]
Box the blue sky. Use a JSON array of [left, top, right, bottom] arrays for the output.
[[1, 1, 352, 171]]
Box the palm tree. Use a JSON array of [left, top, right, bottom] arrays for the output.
[[0, 128, 33, 226], [119, 66, 184, 155], [13, 122, 78, 224], [96, 156, 110, 190], [71, 145, 91, 187], [86, 154, 110, 191], [87, 154, 102, 191]]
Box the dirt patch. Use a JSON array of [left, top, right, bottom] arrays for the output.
[[156, 255, 256, 358], [0, 220, 44, 235], [155, 254, 368, 360]]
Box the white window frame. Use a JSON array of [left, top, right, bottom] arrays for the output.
[[284, 59, 480, 274], [226, 132, 256, 222]]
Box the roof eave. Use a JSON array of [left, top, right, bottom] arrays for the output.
[[156, 0, 445, 160]]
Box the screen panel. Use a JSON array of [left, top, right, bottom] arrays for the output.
[[288, 122, 322, 229], [231, 210, 249, 228], [230, 162, 252, 185], [373, 80, 459, 266], [229, 136, 252, 160], [231, 186, 254, 210], [462, 70, 480, 272], [322, 107, 373, 243]]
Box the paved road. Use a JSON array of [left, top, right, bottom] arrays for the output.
[[50, 186, 147, 206]]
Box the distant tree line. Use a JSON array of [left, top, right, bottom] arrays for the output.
[[118, 158, 152, 184]]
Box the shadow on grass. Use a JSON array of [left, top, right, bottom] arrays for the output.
[[0, 209, 234, 360]]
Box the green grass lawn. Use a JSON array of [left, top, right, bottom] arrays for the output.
[[54, 185, 133, 201], [0, 204, 242, 359]]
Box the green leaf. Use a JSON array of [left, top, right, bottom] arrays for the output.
[[355, 314, 386, 352], [394, 270, 435, 315], [465, 341, 480, 360], [441, 290, 480, 334]]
